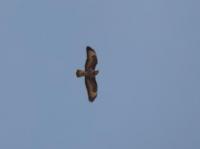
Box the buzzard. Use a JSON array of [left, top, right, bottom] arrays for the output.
[[76, 46, 99, 102]]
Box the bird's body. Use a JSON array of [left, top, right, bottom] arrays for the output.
[[76, 46, 99, 102], [76, 69, 99, 78]]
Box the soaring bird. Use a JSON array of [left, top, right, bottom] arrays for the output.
[[76, 46, 99, 102]]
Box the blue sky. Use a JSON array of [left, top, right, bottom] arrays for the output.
[[0, 0, 200, 148]]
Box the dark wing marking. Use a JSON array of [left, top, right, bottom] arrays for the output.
[[85, 77, 97, 102], [85, 46, 98, 71]]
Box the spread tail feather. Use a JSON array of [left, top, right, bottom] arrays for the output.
[[76, 69, 85, 77]]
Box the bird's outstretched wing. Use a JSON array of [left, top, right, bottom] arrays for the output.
[[85, 46, 98, 71], [85, 77, 97, 102]]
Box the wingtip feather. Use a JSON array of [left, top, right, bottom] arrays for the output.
[[86, 46, 95, 52], [88, 96, 97, 102]]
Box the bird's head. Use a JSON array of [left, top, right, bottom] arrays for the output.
[[95, 70, 99, 75]]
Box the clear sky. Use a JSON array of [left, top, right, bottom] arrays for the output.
[[0, 0, 200, 149]]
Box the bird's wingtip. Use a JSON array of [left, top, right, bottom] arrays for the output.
[[86, 46, 95, 52], [88, 96, 96, 102]]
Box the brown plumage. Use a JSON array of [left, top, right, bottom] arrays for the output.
[[76, 46, 99, 102]]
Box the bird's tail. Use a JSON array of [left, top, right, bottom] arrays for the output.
[[76, 69, 85, 77]]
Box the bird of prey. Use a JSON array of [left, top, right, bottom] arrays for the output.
[[76, 46, 99, 102]]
